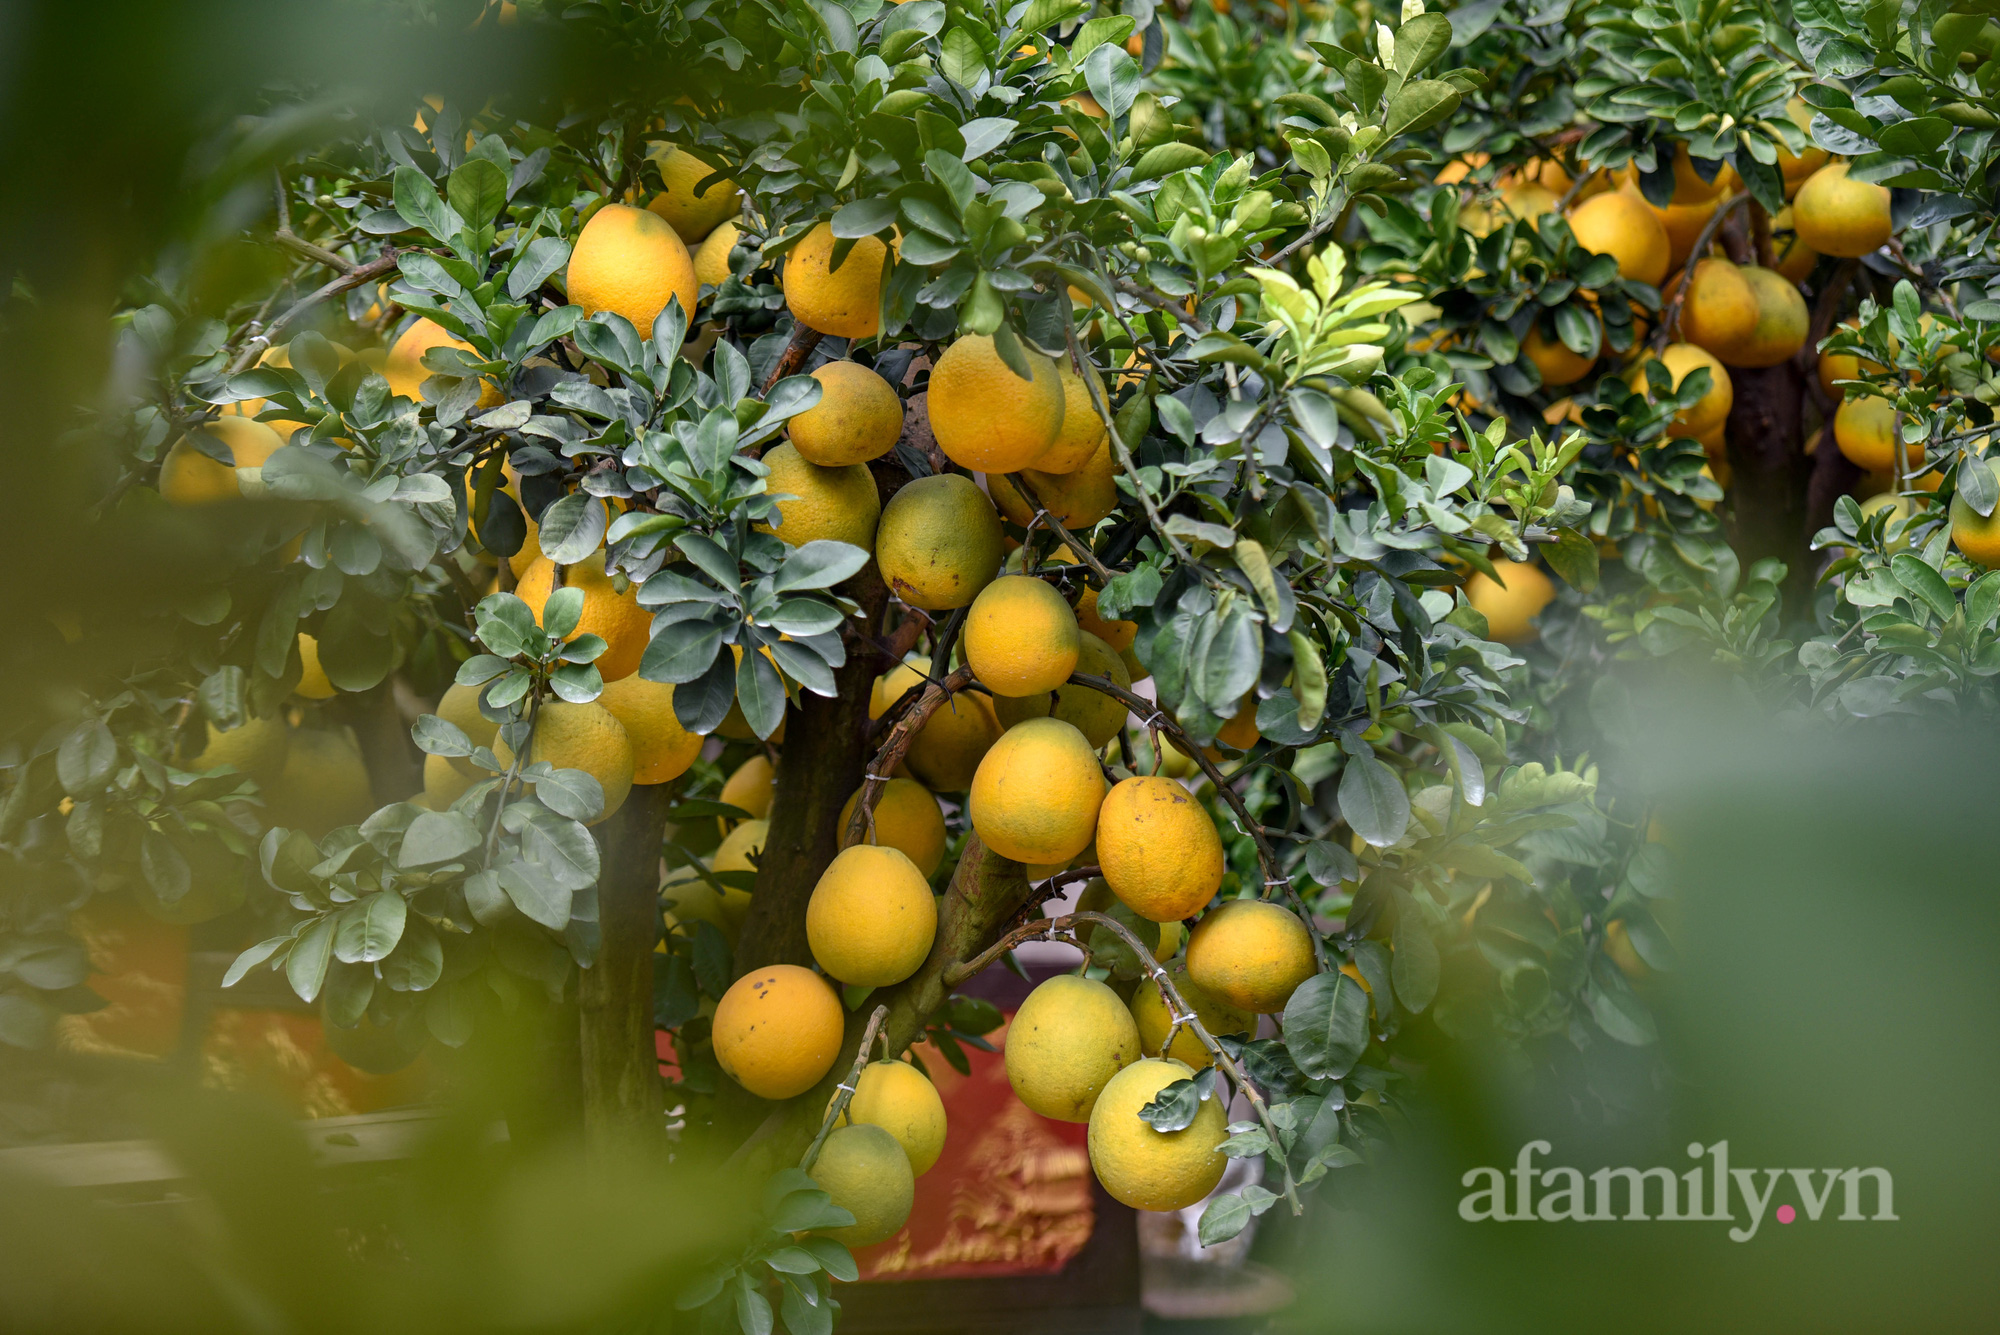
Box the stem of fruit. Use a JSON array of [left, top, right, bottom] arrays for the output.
[[1657, 192, 1749, 350], [1064, 672, 1328, 974], [842, 664, 976, 850], [799, 1003, 890, 1174], [1007, 472, 1116, 585], [944, 909, 1301, 1214]]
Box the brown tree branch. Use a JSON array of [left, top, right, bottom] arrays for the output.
[[799, 1003, 890, 1173], [844, 664, 975, 848], [1007, 471, 1116, 585], [761, 322, 825, 393]]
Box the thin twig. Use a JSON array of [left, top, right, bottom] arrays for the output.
[[761, 323, 825, 392], [1266, 186, 1351, 268], [843, 665, 976, 849], [1113, 279, 1211, 336], [483, 684, 543, 863], [1656, 192, 1749, 349], [1063, 320, 1200, 570], [1007, 472, 1116, 585], [800, 1003, 891, 1173], [275, 229, 358, 276], [228, 249, 402, 375]]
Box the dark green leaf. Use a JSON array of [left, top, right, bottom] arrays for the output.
[[1283, 969, 1370, 1080]]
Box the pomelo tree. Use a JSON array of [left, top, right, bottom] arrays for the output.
[[3, 0, 1996, 1328]]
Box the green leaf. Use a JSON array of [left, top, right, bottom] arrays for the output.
[[799, 1238, 857, 1282], [1083, 42, 1141, 121], [334, 891, 407, 964], [1018, 0, 1088, 36], [57, 720, 116, 796], [831, 196, 899, 239], [400, 809, 481, 867], [287, 916, 336, 1003], [536, 491, 609, 565], [1197, 1193, 1253, 1246], [772, 540, 871, 593], [447, 156, 510, 228], [541, 585, 586, 640], [508, 236, 570, 301], [140, 832, 190, 904], [1542, 530, 1599, 592], [1392, 13, 1452, 77], [1338, 745, 1410, 847], [393, 165, 465, 242], [770, 1188, 855, 1233], [499, 859, 572, 931], [1959, 453, 1998, 518], [1889, 553, 1956, 621], [1287, 629, 1327, 732], [1282, 968, 1370, 1080], [1391, 908, 1440, 1013], [533, 767, 605, 823], [413, 715, 474, 758], [939, 26, 986, 88], [1382, 79, 1461, 138], [1130, 142, 1211, 181], [764, 1246, 821, 1275]]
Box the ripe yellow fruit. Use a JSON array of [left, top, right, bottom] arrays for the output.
[[1637, 342, 1733, 435], [384, 317, 504, 406], [1086, 1057, 1227, 1211], [789, 361, 903, 467], [964, 575, 1081, 697], [1217, 698, 1261, 752], [1603, 919, 1651, 981], [691, 219, 738, 287], [422, 750, 474, 809], [1076, 586, 1136, 653], [1499, 181, 1560, 223], [872, 661, 1002, 791], [263, 728, 376, 838], [644, 145, 742, 244], [807, 844, 938, 986], [159, 417, 284, 505], [810, 1123, 914, 1247], [1096, 776, 1225, 923], [713, 818, 769, 873], [1130, 961, 1255, 1069], [785, 222, 891, 341], [515, 550, 652, 682], [712, 964, 845, 1100], [1465, 559, 1556, 644], [1185, 899, 1317, 1014], [492, 700, 635, 825], [1676, 258, 1758, 357], [1951, 460, 2000, 566], [1521, 325, 1594, 388], [663, 864, 751, 940], [969, 717, 1106, 864], [875, 473, 1006, 610], [839, 778, 947, 878], [1792, 163, 1893, 259], [295, 633, 336, 700], [1004, 974, 1141, 1121], [597, 675, 701, 785], [758, 441, 881, 551], [839, 1059, 947, 1176], [1834, 396, 1916, 473], [1036, 358, 1109, 474], [1567, 191, 1671, 287], [719, 754, 776, 820], [567, 203, 698, 335], [989, 437, 1119, 530], [436, 682, 499, 777], [1771, 205, 1819, 284], [926, 335, 1066, 473], [1719, 266, 1809, 369], [191, 714, 290, 784], [992, 630, 1130, 748]]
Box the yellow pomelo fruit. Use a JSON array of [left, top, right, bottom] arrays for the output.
[[384, 317, 504, 407], [969, 716, 1106, 864], [1075, 586, 1136, 653], [1792, 163, 1893, 259], [1669, 142, 1735, 201], [1951, 460, 2000, 566], [1498, 181, 1559, 223], [719, 754, 776, 820], [492, 700, 635, 825], [992, 630, 1130, 748], [989, 436, 1119, 529], [758, 441, 881, 551], [1857, 491, 1916, 554], [597, 675, 701, 785], [712, 964, 844, 1100], [1632, 342, 1733, 436], [263, 728, 376, 838], [1777, 99, 1829, 188], [785, 221, 891, 341], [1521, 325, 1594, 388], [838, 1059, 946, 1176], [1096, 776, 1225, 923], [790, 361, 904, 466], [1818, 317, 1890, 399], [839, 777, 947, 878], [1217, 699, 1261, 752], [567, 203, 698, 335], [1604, 919, 1651, 981], [437, 682, 499, 777], [1677, 258, 1758, 357], [422, 751, 474, 809], [159, 417, 285, 505], [1834, 396, 1916, 474], [1087, 1057, 1227, 1211], [713, 817, 769, 873], [691, 219, 738, 287], [1567, 191, 1671, 287], [295, 633, 336, 700], [1771, 205, 1819, 283], [964, 575, 1081, 697], [807, 844, 938, 986], [872, 661, 1002, 791], [1465, 559, 1556, 644], [1004, 973, 1141, 1121], [810, 1123, 914, 1246], [662, 864, 751, 940], [1119, 642, 1148, 685], [1719, 266, 1809, 369], [1035, 357, 1109, 474], [191, 714, 290, 785], [926, 335, 1065, 473], [515, 550, 652, 682], [1130, 961, 1255, 1069], [876, 473, 1005, 610], [644, 145, 742, 244], [1186, 899, 1317, 1014]]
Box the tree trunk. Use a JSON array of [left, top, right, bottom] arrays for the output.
[[1723, 361, 1815, 609], [578, 779, 675, 1157], [733, 567, 891, 976]]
